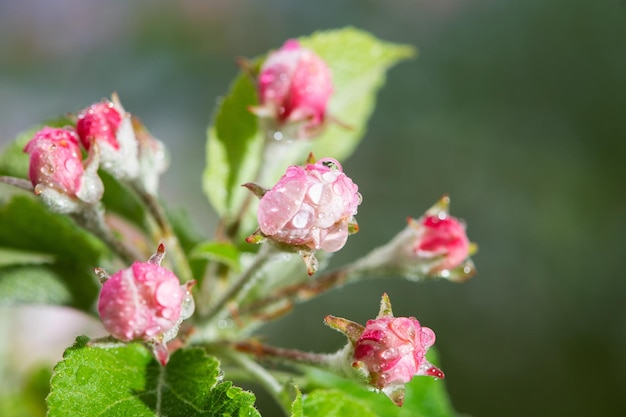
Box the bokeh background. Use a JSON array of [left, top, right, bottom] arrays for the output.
[[1, 1, 625, 416]]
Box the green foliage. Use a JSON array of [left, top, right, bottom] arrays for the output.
[[303, 354, 457, 417], [203, 27, 414, 233], [303, 389, 377, 417], [0, 265, 70, 306], [204, 73, 264, 223], [299, 27, 415, 162], [48, 337, 261, 417], [289, 387, 303, 417], [0, 366, 51, 417], [0, 195, 110, 310], [190, 240, 241, 272]]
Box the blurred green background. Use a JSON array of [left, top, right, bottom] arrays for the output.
[[1, 0, 625, 416]]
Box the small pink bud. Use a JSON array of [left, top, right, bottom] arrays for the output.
[[76, 95, 141, 182], [256, 158, 361, 253], [252, 39, 333, 138], [412, 213, 470, 273], [76, 100, 122, 150], [23, 127, 103, 212], [97, 245, 195, 365], [353, 294, 443, 406]]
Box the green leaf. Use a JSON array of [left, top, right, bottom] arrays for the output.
[[0, 248, 54, 267], [0, 366, 51, 417], [290, 386, 303, 417], [0, 265, 71, 306], [303, 350, 457, 417], [300, 27, 415, 162], [48, 337, 261, 417], [303, 389, 377, 417], [0, 194, 110, 310], [203, 72, 264, 221], [190, 241, 241, 272]]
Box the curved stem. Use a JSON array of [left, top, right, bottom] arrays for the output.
[[202, 244, 274, 322], [128, 181, 194, 282], [71, 205, 140, 264], [239, 264, 355, 318], [226, 349, 283, 395]]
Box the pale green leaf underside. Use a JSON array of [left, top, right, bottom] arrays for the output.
[[300, 27, 415, 162], [0, 195, 109, 310], [48, 337, 260, 417]]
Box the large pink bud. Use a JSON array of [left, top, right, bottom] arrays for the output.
[[23, 126, 103, 213], [97, 244, 195, 365], [354, 316, 442, 403], [412, 213, 470, 272], [325, 294, 443, 407], [253, 39, 333, 138], [256, 158, 361, 253]]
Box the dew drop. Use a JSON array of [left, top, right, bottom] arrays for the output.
[[217, 319, 231, 329], [381, 348, 398, 360], [291, 211, 310, 228]]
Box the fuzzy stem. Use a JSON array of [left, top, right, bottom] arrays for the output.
[[233, 340, 330, 367], [71, 206, 140, 264], [0, 176, 33, 191], [202, 244, 274, 322], [128, 181, 194, 283], [239, 265, 354, 317]]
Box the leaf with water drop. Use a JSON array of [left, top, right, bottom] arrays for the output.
[[48, 336, 261, 417]]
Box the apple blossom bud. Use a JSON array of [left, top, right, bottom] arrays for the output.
[[254, 158, 360, 253], [251, 39, 333, 138], [97, 244, 195, 365], [23, 126, 103, 213], [76, 100, 122, 150], [76, 95, 140, 181], [325, 294, 443, 407], [412, 213, 470, 273], [349, 196, 475, 282]]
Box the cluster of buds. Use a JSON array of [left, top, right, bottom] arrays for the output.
[[22, 94, 168, 213], [96, 244, 195, 365], [76, 94, 168, 194], [325, 293, 443, 406], [245, 155, 361, 274], [250, 39, 333, 139]]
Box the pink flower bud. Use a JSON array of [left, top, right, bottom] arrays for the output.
[[253, 39, 333, 138], [256, 158, 361, 253], [97, 245, 195, 365], [23, 126, 103, 212], [412, 213, 470, 273], [76, 95, 140, 181], [76, 100, 122, 151], [358, 295, 443, 406], [325, 294, 442, 407]]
